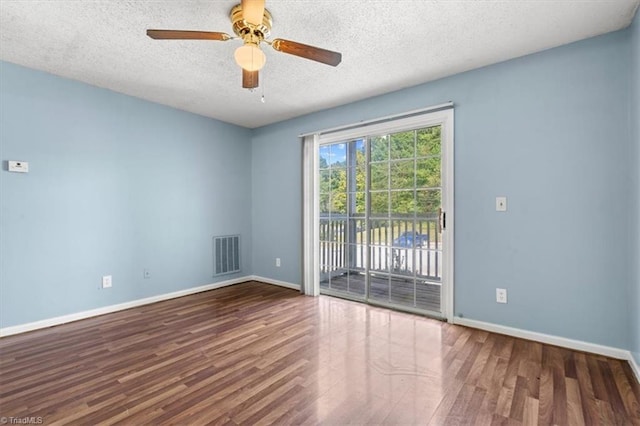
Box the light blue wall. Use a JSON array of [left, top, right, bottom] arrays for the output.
[[630, 9, 640, 366], [251, 131, 303, 283], [1, 22, 637, 356], [251, 29, 634, 349], [0, 61, 253, 328]]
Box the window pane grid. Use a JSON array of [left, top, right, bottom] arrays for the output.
[[320, 125, 442, 313]]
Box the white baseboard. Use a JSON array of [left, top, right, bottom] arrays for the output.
[[628, 352, 640, 384], [0, 276, 251, 337], [455, 317, 640, 384], [248, 275, 301, 291], [2, 278, 636, 385], [453, 317, 630, 360]]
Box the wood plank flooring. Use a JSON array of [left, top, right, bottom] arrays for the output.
[[1, 281, 638, 425]]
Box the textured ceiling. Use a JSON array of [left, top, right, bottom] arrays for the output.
[[1, 1, 638, 128]]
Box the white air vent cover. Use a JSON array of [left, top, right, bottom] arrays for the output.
[[213, 235, 241, 276]]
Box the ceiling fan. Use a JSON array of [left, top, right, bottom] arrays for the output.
[[146, 0, 342, 89]]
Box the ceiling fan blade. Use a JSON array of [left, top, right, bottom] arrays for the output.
[[243, 69, 259, 89], [271, 39, 342, 66], [146, 30, 231, 41], [241, 0, 265, 26]]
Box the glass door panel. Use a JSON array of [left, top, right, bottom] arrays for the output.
[[366, 126, 442, 314], [319, 125, 443, 316], [319, 139, 366, 299]]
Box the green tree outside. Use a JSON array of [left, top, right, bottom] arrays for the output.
[[319, 125, 441, 222]]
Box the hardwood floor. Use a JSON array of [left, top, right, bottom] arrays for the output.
[[1, 281, 638, 425]]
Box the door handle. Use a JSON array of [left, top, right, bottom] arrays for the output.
[[438, 208, 446, 232]]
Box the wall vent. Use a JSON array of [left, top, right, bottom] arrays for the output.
[[213, 235, 241, 276]]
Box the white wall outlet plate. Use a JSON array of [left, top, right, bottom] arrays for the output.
[[275, 258, 281, 267], [102, 275, 112, 289], [496, 288, 507, 304], [496, 196, 507, 212], [8, 161, 29, 173]]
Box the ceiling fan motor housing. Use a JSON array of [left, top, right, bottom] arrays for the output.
[[230, 4, 272, 42]]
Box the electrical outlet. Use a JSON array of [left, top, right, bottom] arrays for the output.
[[496, 288, 507, 304], [276, 258, 281, 267], [143, 269, 151, 279], [102, 275, 112, 289], [496, 196, 507, 212]]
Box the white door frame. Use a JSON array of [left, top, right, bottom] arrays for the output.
[[302, 107, 454, 322]]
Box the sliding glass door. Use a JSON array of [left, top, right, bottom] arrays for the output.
[[317, 110, 452, 319], [367, 127, 442, 313], [319, 139, 367, 298]]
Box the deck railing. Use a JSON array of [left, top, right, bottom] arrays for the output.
[[319, 215, 441, 282]]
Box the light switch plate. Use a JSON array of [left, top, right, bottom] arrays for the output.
[[8, 161, 29, 173], [496, 196, 507, 212]]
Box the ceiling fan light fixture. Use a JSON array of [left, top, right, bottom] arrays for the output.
[[234, 42, 266, 71]]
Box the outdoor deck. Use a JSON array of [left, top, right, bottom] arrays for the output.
[[321, 271, 441, 313]]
